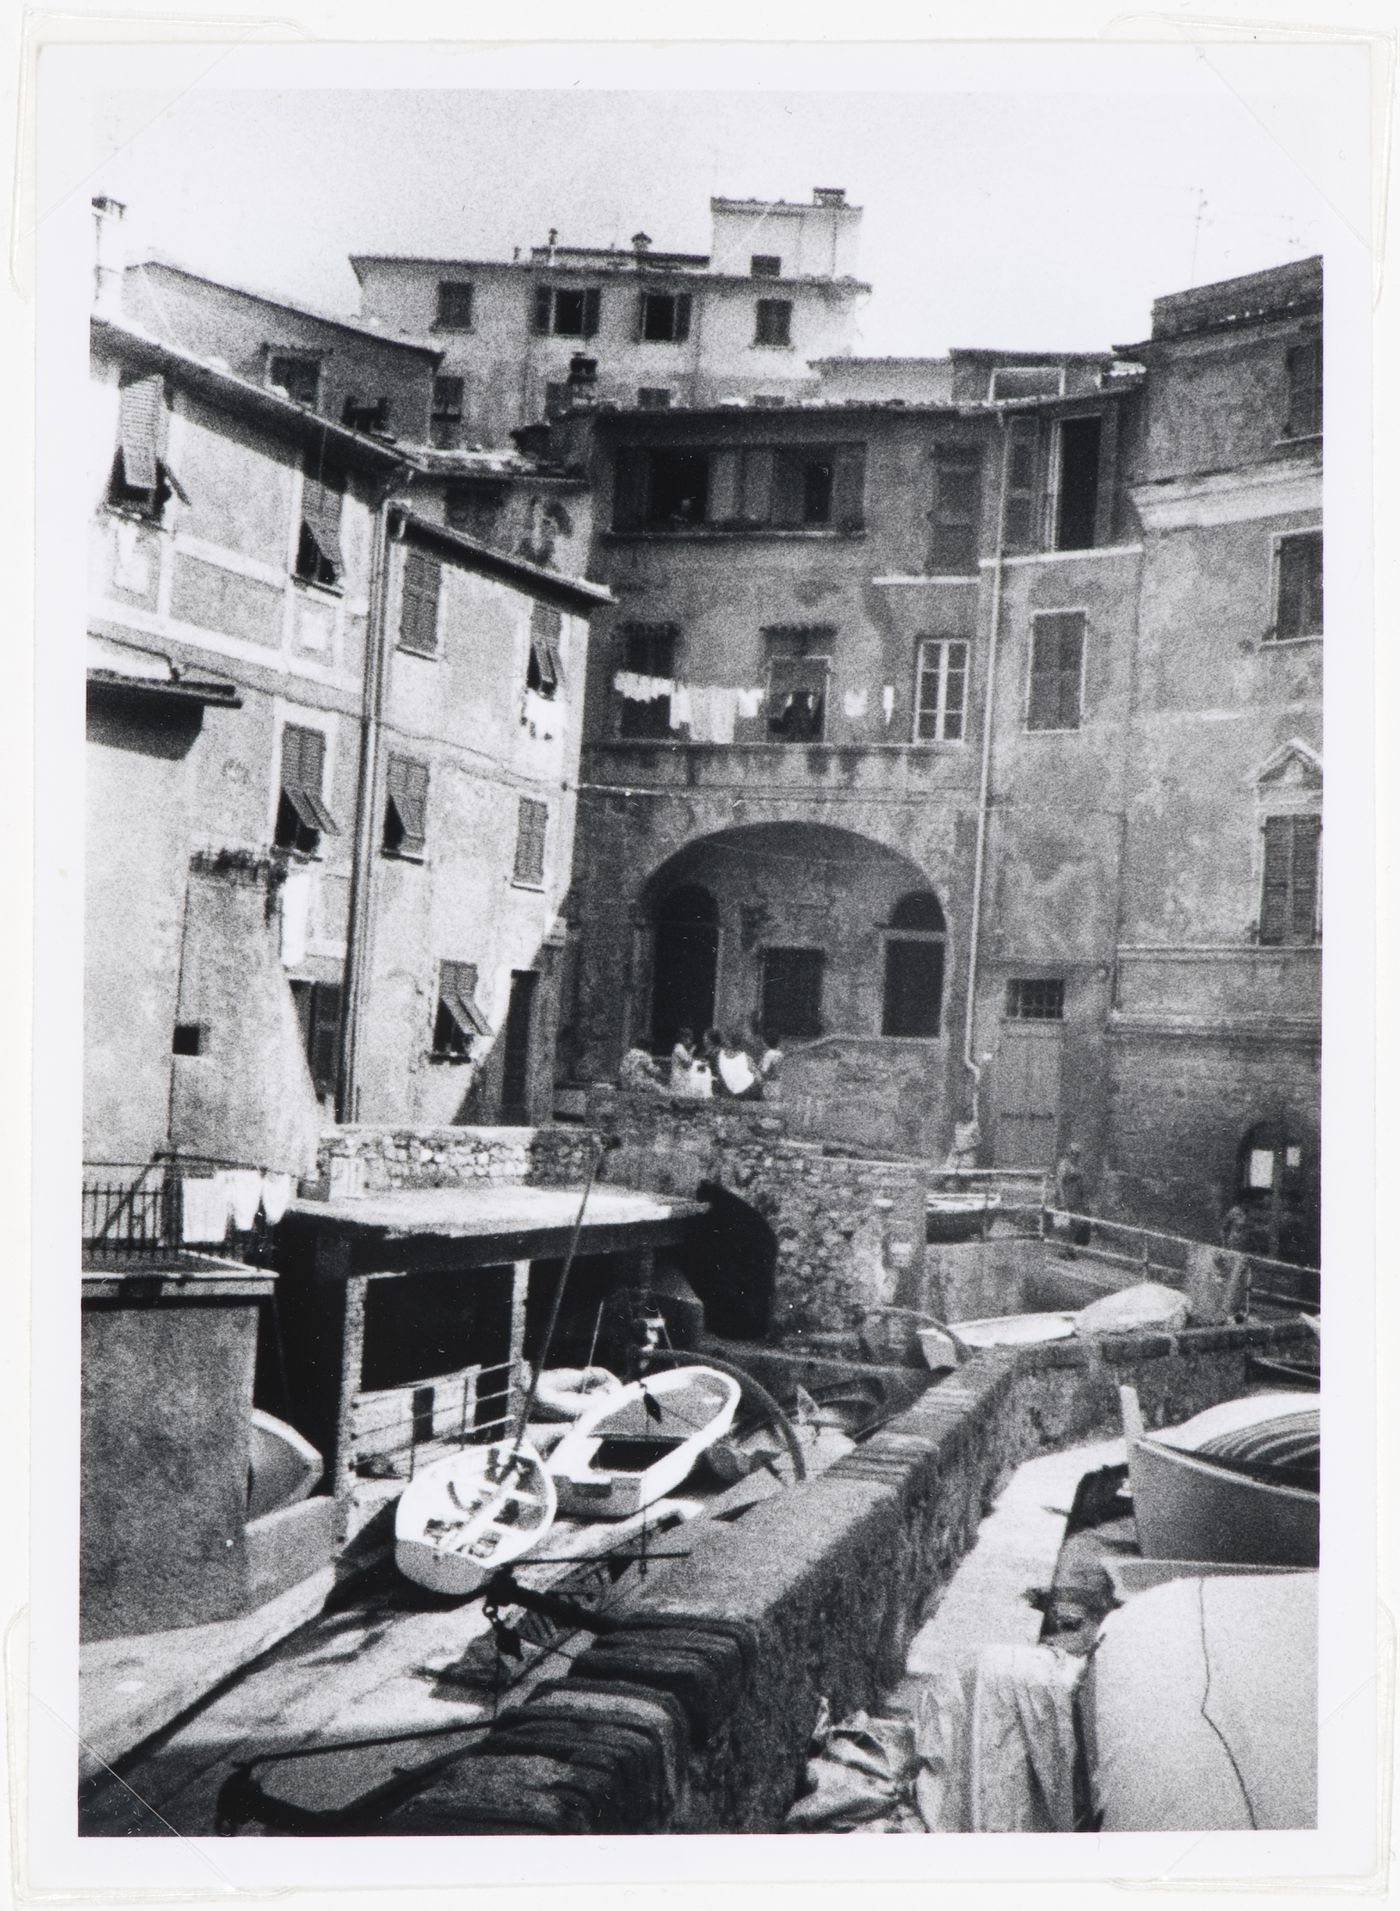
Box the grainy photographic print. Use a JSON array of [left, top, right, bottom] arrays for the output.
[[23, 32, 1380, 1897]]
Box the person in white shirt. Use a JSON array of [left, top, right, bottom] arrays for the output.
[[715, 1030, 762, 1100]]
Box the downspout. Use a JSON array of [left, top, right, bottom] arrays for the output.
[[337, 471, 406, 1123], [962, 415, 1014, 1130]]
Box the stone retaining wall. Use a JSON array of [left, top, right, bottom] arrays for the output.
[[314, 1123, 597, 1193], [368, 1314, 1317, 1835]]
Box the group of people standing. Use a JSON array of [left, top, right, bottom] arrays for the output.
[[619, 1021, 783, 1102]]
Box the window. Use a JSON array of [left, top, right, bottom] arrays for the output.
[[638, 387, 673, 411], [615, 444, 866, 534], [1271, 532, 1323, 641], [1026, 611, 1085, 732], [914, 639, 969, 742], [639, 292, 692, 343], [1002, 422, 1040, 552], [1259, 814, 1320, 945], [1285, 337, 1322, 437], [434, 281, 475, 330], [882, 893, 947, 1038], [760, 947, 825, 1040], [766, 652, 829, 742], [1051, 416, 1102, 552], [989, 364, 1064, 402], [754, 299, 793, 348], [617, 623, 678, 738], [382, 755, 429, 857], [544, 381, 571, 420], [750, 254, 782, 278], [431, 376, 465, 448], [290, 981, 342, 1100], [526, 602, 564, 699], [445, 480, 505, 537], [274, 724, 339, 855], [267, 353, 321, 407], [534, 284, 601, 338], [171, 1023, 204, 1056], [513, 798, 548, 887], [433, 960, 490, 1059], [295, 464, 345, 587], [108, 373, 183, 522], [929, 444, 983, 573], [341, 395, 389, 434], [398, 550, 441, 656], [1005, 978, 1065, 1021]]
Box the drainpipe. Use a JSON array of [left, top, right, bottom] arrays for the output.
[[337, 473, 406, 1123], [962, 415, 1014, 1130]]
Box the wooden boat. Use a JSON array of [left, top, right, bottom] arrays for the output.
[[1245, 1353, 1319, 1391], [532, 1365, 625, 1422], [248, 1410, 323, 1520], [394, 1437, 557, 1596], [1120, 1387, 1319, 1568], [547, 1366, 741, 1519], [947, 1311, 1076, 1350]]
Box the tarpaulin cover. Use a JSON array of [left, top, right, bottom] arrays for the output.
[[1074, 1281, 1189, 1336]]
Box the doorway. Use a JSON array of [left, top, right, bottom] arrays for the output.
[[1236, 1121, 1318, 1268], [500, 970, 539, 1122], [992, 1023, 1064, 1169], [650, 884, 719, 1052]]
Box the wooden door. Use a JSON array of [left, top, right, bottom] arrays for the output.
[[992, 1024, 1063, 1169]]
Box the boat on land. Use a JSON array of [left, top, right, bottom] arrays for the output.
[[248, 1410, 323, 1520], [1119, 1386, 1319, 1568], [532, 1366, 625, 1422], [394, 1437, 557, 1596], [548, 1365, 742, 1519]]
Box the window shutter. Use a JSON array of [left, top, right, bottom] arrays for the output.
[[583, 288, 601, 337], [280, 724, 338, 835], [674, 293, 692, 342], [739, 448, 775, 524], [1003, 426, 1039, 551], [613, 447, 649, 531], [514, 798, 548, 886], [400, 551, 441, 655], [930, 446, 982, 572], [1056, 615, 1084, 728], [635, 291, 648, 343], [943, 642, 968, 741], [387, 755, 429, 854], [301, 469, 345, 572], [1286, 339, 1322, 437], [118, 375, 166, 492], [1259, 816, 1293, 944], [833, 445, 867, 531], [529, 602, 564, 693], [533, 285, 553, 334], [1290, 815, 1320, 941]]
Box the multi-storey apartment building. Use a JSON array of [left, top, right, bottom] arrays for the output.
[[351, 188, 870, 447], [559, 258, 1322, 1263]]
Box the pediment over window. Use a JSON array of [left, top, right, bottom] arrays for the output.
[[1250, 737, 1322, 795]]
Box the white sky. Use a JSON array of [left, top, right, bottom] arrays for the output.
[[83, 49, 1364, 357]]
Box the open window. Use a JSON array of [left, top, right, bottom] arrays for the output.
[[617, 623, 678, 738], [383, 754, 429, 858], [295, 461, 345, 588], [290, 980, 342, 1101], [1270, 532, 1323, 642], [108, 373, 186, 522], [526, 603, 564, 700], [750, 254, 782, 278], [267, 352, 322, 407], [989, 364, 1064, 402], [1258, 814, 1320, 946], [1049, 416, 1103, 551], [1026, 611, 1085, 732], [766, 652, 829, 743], [637, 387, 673, 411], [434, 281, 475, 331], [760, 947, 825, 1040], [914, 639, 969, 742], [882, 893, 947, 1037], [639, 292, 692, 343], [754, 299, 792, 348], [534, 285, 601, 338], [274, 723, 339, 855], [433, 960, 490, 1059], [341, 396, 389, 434], [399, 550, 441, 657], [512, 797, 548, 887], [431, 376, 465, 448]]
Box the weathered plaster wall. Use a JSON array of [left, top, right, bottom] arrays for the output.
[[369, 1314, 1317, 1833]]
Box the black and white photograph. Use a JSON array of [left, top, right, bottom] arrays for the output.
[[18, 25, 1382, 1894]]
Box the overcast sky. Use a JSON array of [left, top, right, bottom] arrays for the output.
[[84, 48, 1361, 357]]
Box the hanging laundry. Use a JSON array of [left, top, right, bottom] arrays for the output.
[[735, 686, 765, 720], [843, 687, 869, 720], [223, 1169, 264, 1232], [113, 520, 151, 594], [260, 1171, 295, 1226], [280, 866, 312, 967], [669, 683, 694, 730], [613, 670, 675, 704], [882, 684, 896, 726], [523, 688, 560, 740], [181, 1175, 231, 1245], [687, 685, 738, 744]]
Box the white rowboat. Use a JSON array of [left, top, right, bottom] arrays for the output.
[[548, 1366, 741, 1519], [394, 1438, 557, 1596]]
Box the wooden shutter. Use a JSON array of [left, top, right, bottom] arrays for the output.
[[635, 292, 649, 342], [1276, 533, 1322, 638], [674, 294, 692, 342], [533, 285, 553, 334], [399, 551, 441, 655], [280, 724, 338, 834], [613, 447, 649, 530], [1287, 339, 1322, 436], [1290, 815, 1320, 941], [529, 603, 564, 693], [118, 375, 166, 491], [1056, 614, 1084, 728], [301, 468, 345, 572], [583, 288, 601, 337], [833, 445, 866, 531], [1260, 816, 1293, 945], [1027, 613, 1083, 731], [513, 798, 548, 886], [386, 755, 429, 855], [1002, 425, 1040, 551], [930, 445, 982, 572]]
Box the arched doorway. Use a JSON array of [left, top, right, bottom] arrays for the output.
[[650, 883, 719, 1052], [881, 891, 947, 1036], [1236, 1121, 1319, 1268]]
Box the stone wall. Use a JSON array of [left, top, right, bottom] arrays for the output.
[[368, 1314, 1316, 1834], [314, 1122, 599, 1194]]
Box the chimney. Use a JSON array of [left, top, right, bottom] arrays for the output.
[[813, 186, 847, 208], [92, 195, 126, 317], [631, 230, 652, 255]]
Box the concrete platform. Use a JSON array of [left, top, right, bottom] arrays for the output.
[[79, 1565, 335, 1782]]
